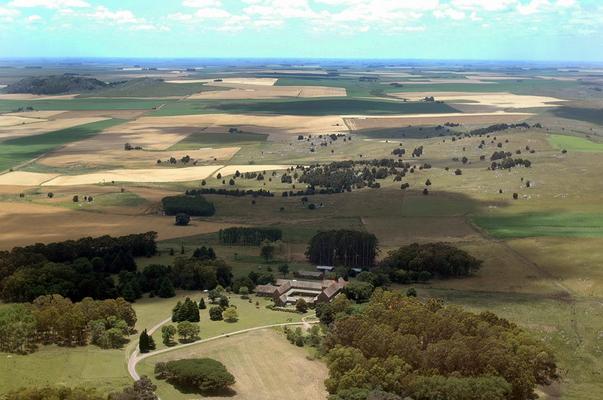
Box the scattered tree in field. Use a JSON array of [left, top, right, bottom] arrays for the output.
[[175, 213, 190, 226], [209, 306, 223, 321], [177, 321, 200, 343], [154, 358, 235, 393], [161, 324, 177, 346], [406, 288, 417, 297], [218, 295, 229, 308], [172, 298, 200, 323], [198, 298, 206, 309], [4, 387, 104, 400], [223, 307, 238, 322], [139, 329, 151, 353]]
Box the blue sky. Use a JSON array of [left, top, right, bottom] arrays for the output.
[[1, 0, 602, 61]]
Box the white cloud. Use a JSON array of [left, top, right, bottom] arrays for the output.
[[8, 0, 89, 9], [182, 0, 222, 7], [87, 6, 140, 24], [0, 7, 21, 17], [27, 14, 42, 22]]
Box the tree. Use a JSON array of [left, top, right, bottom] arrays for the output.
[[239, 286, 249, 299], [295, 298, 308, 313], [278, 263, 290, 277], [139, 329, 151, 353], [223, 307, 238, 322], [209, 306, 223, 321], [154, 358, 235, 393], [109, 376, 158, 400], [406, 288, 417, 297], [199, 298, 206, 309], [161, 324, 177, 346], [175, 213, 191, 226], [343, 281, 374, 303], [177, 321, 200, 343], [218, 295, 229, 308], [6, 387, 104, 400], [157, 277, 175, 298], [260, 241, 275, 262]]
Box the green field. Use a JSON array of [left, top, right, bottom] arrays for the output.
[[0, 119, 125, 171], [170, 131, 268, 150], [548, 134, 603, 152], [472, 212, 603, 238], [153, 98, 459, 116], [0, 98, 169, 112]]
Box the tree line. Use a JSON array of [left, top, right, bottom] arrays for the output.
[[306, 230, 378, 268], [323, 290, 558, 400], [219, 227, 282, 246], [0, 294, 136, 354], [186, 188, 274, 198]]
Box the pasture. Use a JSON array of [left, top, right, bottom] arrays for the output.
[[137, 329, 327, 400]]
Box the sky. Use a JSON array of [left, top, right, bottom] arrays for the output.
[[1, 0, 602, 62]]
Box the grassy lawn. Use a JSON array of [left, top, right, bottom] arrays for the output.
[[548, 134, 603, 152], [472, 212, 603, 238], [137, 329, 327, 400], [148, 295, 305, 351], [0, 346, 131, 395], [0, 119, 125, 171], [152, 98, 459, 116]]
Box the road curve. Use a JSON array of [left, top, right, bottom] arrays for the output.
[[127, 315, 318, 381]]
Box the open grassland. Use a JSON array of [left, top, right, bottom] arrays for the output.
[[0, 119, 124, 171], [553, 107, 603, 126], [0, 346, 131, 396], [137, 329, 327, 400], [548, 134, 603, 151]]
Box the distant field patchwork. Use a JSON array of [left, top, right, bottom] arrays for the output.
[[0, 119, 124, 171]]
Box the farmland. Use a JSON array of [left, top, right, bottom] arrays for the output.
[[1, 61, 603, 400]]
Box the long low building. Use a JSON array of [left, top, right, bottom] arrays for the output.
[[255, 278, 348, 306]]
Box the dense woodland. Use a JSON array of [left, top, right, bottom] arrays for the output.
[[306, 230, 378, 268], [0, 295, 136, 354], [379, 242, 482, 281], [0, 233, 157, 302], [323, 290, 558, 400]]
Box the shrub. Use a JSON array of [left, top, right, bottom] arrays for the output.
[[155, 358, 235, 393], [175, 213, 190, 226]]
